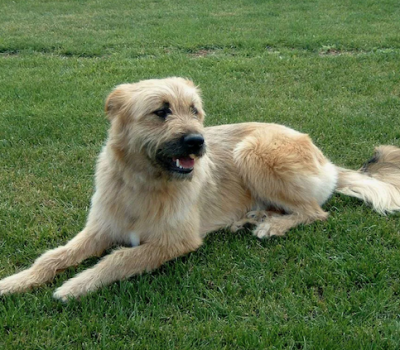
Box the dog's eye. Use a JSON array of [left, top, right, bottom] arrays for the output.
[[190, 106, 199, 116], [154, 109, 171, 118], [154, 104, 172, 119]]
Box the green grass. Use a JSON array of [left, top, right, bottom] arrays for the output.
[[1, 0, 400, 348]]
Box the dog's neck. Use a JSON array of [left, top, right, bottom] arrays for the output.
[[107, 144, 195, 192]]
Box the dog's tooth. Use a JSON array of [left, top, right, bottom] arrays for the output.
[[189, 154, 195, 159], [176, 159, 180, 167]]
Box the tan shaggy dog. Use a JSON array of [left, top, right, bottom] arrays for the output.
[[1, 77, 400, 301]]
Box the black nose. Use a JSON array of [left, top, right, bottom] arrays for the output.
[[182, 133, 205, 149]]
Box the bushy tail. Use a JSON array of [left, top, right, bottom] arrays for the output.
[[335, 145, 400, 214]]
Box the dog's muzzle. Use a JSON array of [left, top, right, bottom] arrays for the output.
[[156, 133, 206, 175]]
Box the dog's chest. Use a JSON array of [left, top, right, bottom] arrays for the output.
[[125, 184, 198, 228]]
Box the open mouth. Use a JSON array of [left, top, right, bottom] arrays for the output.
[[155, 134, 206, 176], [156, 153, 197, 174], [172, 155, 195, 173]]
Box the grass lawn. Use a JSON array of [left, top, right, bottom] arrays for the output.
[[1, 0, 400, 348]]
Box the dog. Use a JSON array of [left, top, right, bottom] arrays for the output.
[[1, 77, 400, 301]]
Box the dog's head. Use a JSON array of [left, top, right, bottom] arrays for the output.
[[105, 77, 206, 179]]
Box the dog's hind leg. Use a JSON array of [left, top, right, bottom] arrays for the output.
[[233, 127, 337, 238], [53, 236, 202, 301], [0, 226, 112, 295], [253, 202, 328, 238]]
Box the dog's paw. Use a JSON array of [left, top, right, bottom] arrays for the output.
[[253, 222, 286, 239], [230, 218, 258, 232], [53, 289, 74, 302], [231, 210, 275, 233], [0, 278, 16, 296], [253, 223, 272, 238], [53, 274, 95, 302], [53, 284, 80, 302], [0, 270, 35, 295], [53, 278, 89, 302]]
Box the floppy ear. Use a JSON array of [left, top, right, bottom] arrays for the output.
[[105, 84, 132, 120]]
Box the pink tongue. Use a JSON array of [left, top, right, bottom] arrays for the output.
[[177, 157, 194, 168]]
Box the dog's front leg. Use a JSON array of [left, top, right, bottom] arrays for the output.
[[53, 236, 202, 302], [0, 227, 112, 295]]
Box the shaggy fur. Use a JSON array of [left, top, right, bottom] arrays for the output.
[[1, 77, 400, 301]]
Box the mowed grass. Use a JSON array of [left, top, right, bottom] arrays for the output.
[[1, 0, 400, 348]]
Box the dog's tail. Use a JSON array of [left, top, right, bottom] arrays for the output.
[[335, 145, 400, 214]]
